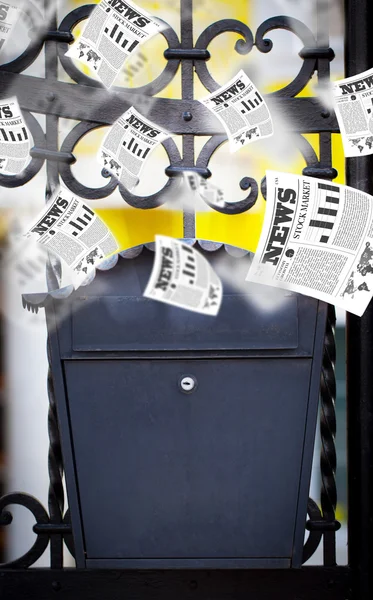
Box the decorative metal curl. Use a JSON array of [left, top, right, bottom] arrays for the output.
[[196, 135, 258, 214], [302, 497, 323, 564], [255, 16, 318, 97], [203, 132, 319, 212], [60, 121, 182, 206], [0, 491, 75, 568], [59, 121, 118, 199], [261, 133, 321, 201], [118, 137, 183, 208], [0, 492, 50, 568], [57, 6, 181, 96], [194, 20, 254, 93]]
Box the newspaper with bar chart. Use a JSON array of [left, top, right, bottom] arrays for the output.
[[24, 186, 119, 287], [0, 97, 30, 176], [66, 0, 162, 88], [98, 106, 170, 191], [333, 67, 373, 157], [246, 171, 373, 317], [200, 69, 274, 152], [144, 236, 223, 316]]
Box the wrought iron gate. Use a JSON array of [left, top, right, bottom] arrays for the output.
[[0, 0, 372, 598]]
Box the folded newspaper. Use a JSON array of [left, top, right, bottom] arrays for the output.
[[184, 172, 226, 209], [144, 236, 223, 316], [333, 67, 373, 157], [0, 96, 31, 175], [0, 1, 22, 56], [200, 69, 273, 152], [66, 0, 162, 89], [246, 170, 373, 316], [24, 186, 119, 287], [98, 106, 170, 190]]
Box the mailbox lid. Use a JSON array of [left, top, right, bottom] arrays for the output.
[[57, 251, 320, 355], [70, 293, 300, 352], [64, 358, 314, 565]]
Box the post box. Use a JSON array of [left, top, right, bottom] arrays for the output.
[[45, 247, 327, 569]]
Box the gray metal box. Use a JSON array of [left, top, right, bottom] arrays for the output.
[[47, 249, 327, 569]]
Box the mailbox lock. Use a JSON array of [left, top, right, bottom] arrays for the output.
[[179, 375, 197, 394]]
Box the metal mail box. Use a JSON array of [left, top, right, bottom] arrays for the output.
[[47, 248, 327, 569]]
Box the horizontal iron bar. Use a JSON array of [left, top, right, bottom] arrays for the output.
[[0, 72, 340, 135], [299, 47, 335, 60], [166, 166, 212, 178], [164, 49, 210, 60], [0, 567, 350, 600], [33, 523, 72, 534], [302, 166, 338, 179], [30, 148, 76, 163], [306, 520, 342, 532], [29, 29, 74, 43], [60, 351, 317, 360]]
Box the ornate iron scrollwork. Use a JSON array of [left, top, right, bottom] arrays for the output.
[[194, 19, 254, 92], [0, 0, 339, 568]]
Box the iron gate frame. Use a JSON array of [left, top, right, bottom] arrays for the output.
[[0, 0, 371, 597]]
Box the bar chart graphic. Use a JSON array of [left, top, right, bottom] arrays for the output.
[[308, 183, 340, 244], [69, 206, 95, 237], [104, 23, 139, 52], [0, 126, 28, 142], [123, 136, 150, 159], [182, 245, 196, 285], [240, 92, 263, 114]]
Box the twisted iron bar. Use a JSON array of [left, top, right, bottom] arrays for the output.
[[301, 306, 339, 565], [321, 305, 337, 518], [45, 12, 75, 565], [319, 304, 340, 565], [47, 338, 65, 568], [0, 328, 73, 572]]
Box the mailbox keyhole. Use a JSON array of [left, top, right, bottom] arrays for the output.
[[179, 375, 197, 394]]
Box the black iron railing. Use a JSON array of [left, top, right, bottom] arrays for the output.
[[0, 0, 368, 598]]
